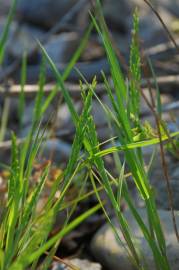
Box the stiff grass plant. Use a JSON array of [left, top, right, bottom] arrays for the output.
[[0, 1, 179, 269]]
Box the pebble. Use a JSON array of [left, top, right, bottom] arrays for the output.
[[55, 101, 81, 133], [0, 0, 11, 15], [16, 0, 87, 29], [103, 0, 132, 33], [158, 0, 179, 17], [91, 208, 179, 270], [7, 23, 45, 60], [42, 139, 72, 164], [51, 259, 102, 270], [44, 32, 80, 64], [155, 179, 179, 209]]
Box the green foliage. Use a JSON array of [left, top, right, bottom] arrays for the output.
[[0, 0, 17, 64], [0, 18, 98, 269], [128, 8, 141, 121], [89, 2, 172, 269], [18, 53, 27, 128], [0, 1, 178, 270]]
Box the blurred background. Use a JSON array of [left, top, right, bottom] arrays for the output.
[[1, 0, 179, 81], [0, 1, 179, 269], [0, 0, 179, 149]]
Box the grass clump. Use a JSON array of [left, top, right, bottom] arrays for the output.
[[0, 1, 179, 270]]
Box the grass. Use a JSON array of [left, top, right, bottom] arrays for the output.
[[0, 1, 179, 269]]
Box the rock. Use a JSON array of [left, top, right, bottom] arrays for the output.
[[18, 98, 54, 137], [0, 0, 11, 15], [101, 0, 132, 56], [92, 96, 110, 127], [81, 39, 105, 61], [91, 95, 113, 141], [55, 101, 81, 133], [51, 259, 102, 270], [171, 167, 179, 179], [44, 32, 80, 64], [129, 0, 172, 48], [155, 179, 179, 209], [42, 139, 72, 164], [103, 0, 132, 33], [16, 0, 76, 28], [167, 122, 179, 133], [140, 91, 173, 116], [149, 155, 179, 210], [102, 0, 174, 49], [16, 0, 88, 29], [158, 0, 179, 17], [7, 23, 45, 60], [0, 18, 16, 36], [91, 208, 179, 270], [0, 19, 17, 62]]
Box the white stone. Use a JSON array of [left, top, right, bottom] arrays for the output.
[[91, 208, 179, 270]]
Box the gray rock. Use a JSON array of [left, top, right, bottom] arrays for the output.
[[91, 208, 179, 270], [171, 167, 179, 179], [44, 32, 80, 64], [69, 259, 102, 270], [149, 155, 179, 210], [42, 139, 72, 163], [129, 0, 173, 48], [55, 101, 81, 132], [155, 179, 179, 210], [158, 0, 179, 17], [19, 99, 54, 138], [7, 24, 45, 59], [91, 95, 113, 141], [25, 99, 55, 126], [0, 18, 16, 37], [51, 259, 102, 270], [0, 19, 17, 62], [140, 91, 172, 116], [0, 0, 11, 15], [103, 0, 132, 32], [92, 96, 111, 127], [16, 0, 87, 29]]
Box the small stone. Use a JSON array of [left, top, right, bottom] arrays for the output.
[[7, 24, 45, 59], [16, 0, 87, 29], [0, 18, 16, 38], [55, 102, 81, 132], [91, 208, 179, 270], [155, 179, 179, 210], [0, 0, 11, 15], [42, 139, 72, 164], [25, 99, 54, 125], [157, 0, 179, 17], [103, 0, 132, 33], [44, 32, 80, 64], [171, 167, 179, 179], [91, 95, 113, 141], [51, 259, 102, 270], [69, 259, 102, 270]]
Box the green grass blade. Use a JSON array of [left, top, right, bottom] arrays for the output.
[[0, 97, 10, 142], [4, 133, 20, 268], [9, 204, 101, 270], [62, 23, 93, 81], [94, 131, 179, 158], [53, 89, 93, 212], [38, 41, 79, 124], [0, 0, 17, 64], [18, 52, 27, 128], [123, 183, 170, 270], [128, 8, 141, 120]]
